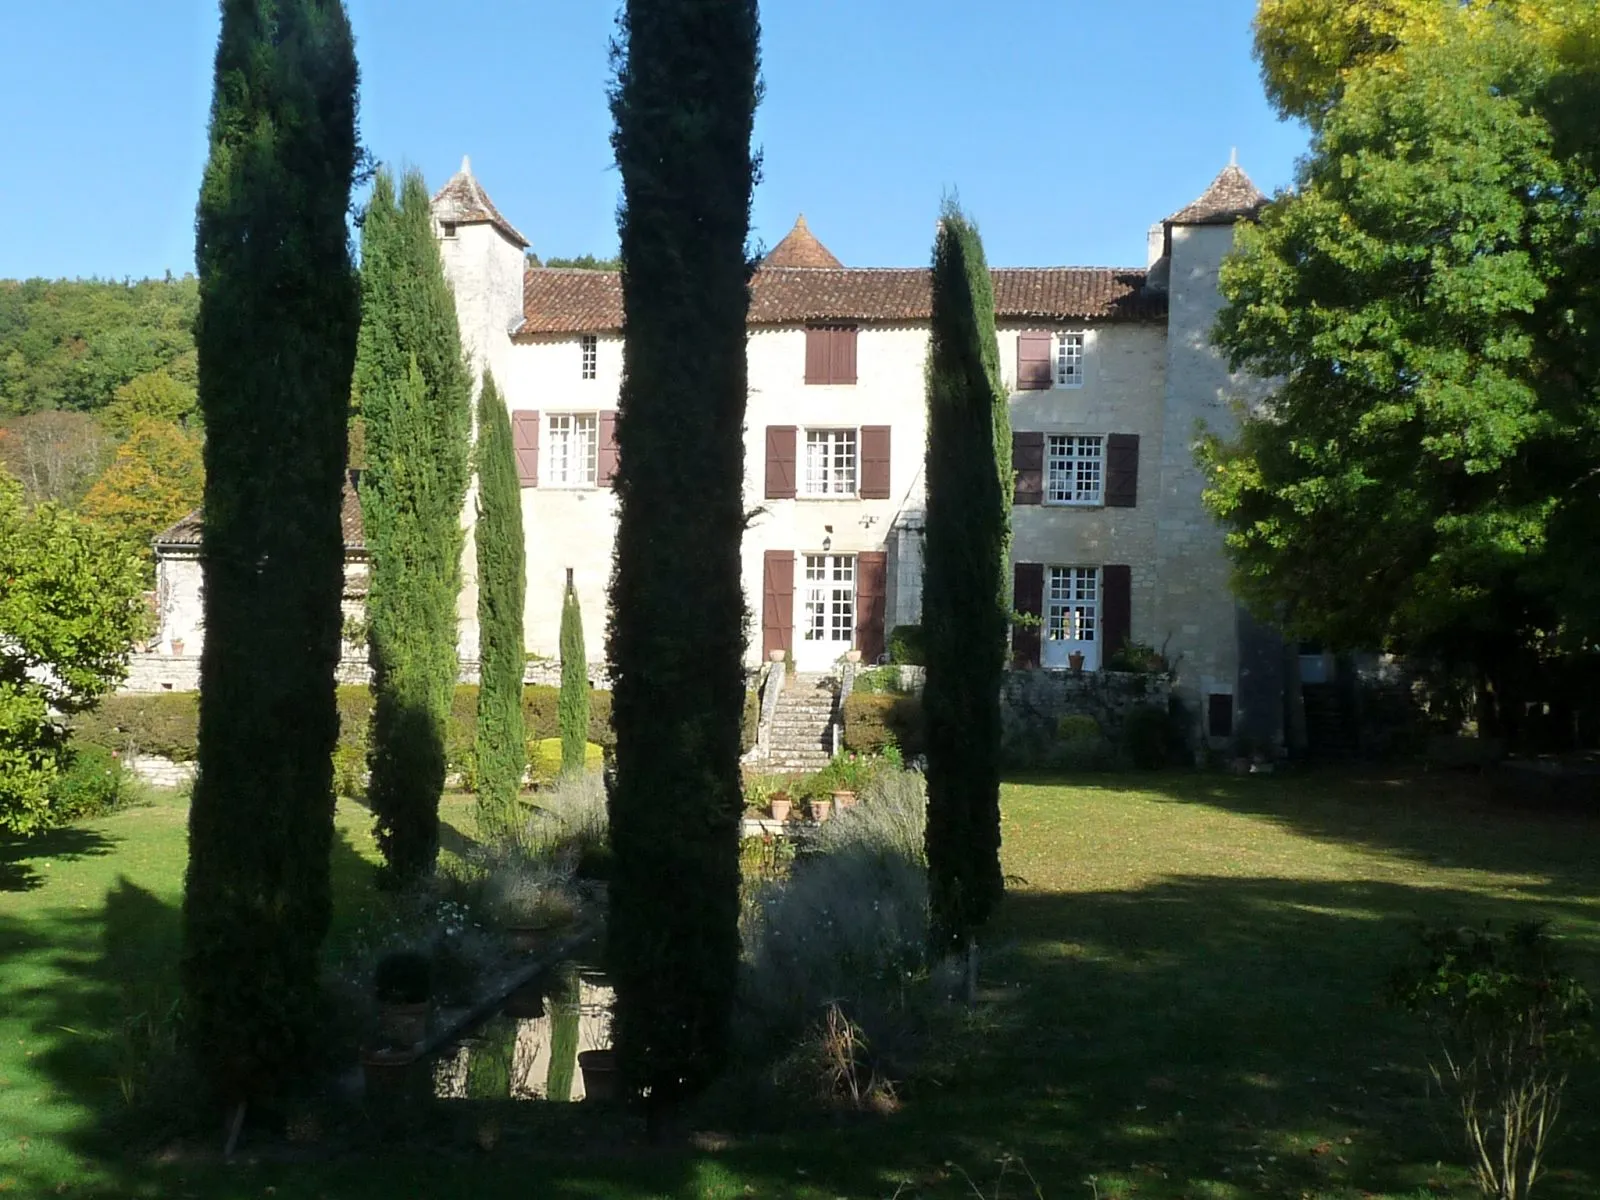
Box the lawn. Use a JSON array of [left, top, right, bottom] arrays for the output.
[[2, 771, 1597, 1198]]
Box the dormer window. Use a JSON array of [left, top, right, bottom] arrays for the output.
[[580, 334, 598, 381], [441, 222, 457, 239]]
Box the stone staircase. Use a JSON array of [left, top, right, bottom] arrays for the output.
[[763, 672, 838, 774]]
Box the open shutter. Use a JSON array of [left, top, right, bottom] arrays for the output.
[[1101, 565, 1131, 663], [1013, 431, 1044, 505], [832, 327, 858, 384], [762, 550, 795, 657], [1016, 332, 1052, 390], [804, 328, 829, 384], [597, 410, 619, 487], [859, 425, 891, 499], [1105, 433, 1140, 507], [512, 411, 540, 487], [765, 425, 797, 499], [1013, 562, 1044, 668], [856, 551, 887, 662]]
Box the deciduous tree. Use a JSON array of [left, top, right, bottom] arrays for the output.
[[79, 417, 203, 561]]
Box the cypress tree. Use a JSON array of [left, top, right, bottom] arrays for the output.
[[558, 580, 588, 776], [356, 167, 473, 883], [921, 203, 1010, 952], [606, 0, 760, 1120], [473, 370, 525, 837], [181, 0, 360, 1107]]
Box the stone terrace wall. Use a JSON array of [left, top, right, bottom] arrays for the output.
[[1000, 668, 1171, 765]]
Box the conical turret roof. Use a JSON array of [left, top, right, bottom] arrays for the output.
[[761, 214, 843, 269], [431, 155, 529, 248], [1166, 160, 1268, 226]]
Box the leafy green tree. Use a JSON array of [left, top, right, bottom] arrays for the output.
[[1205, 13, 1600, 736], [473, 370, 526, 836], [0, 475, 146, 834], [356, 168, 473, 883], [180, 0, 361, 1109], [102, 368, 200, 436], [921, 204, 1010, 952], [79, 417, 204, 563], [558, 580, 589, 776], [606, 0, 760, 1122]]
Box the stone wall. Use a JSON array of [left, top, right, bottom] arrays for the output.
[[124, 753, 196, 790], [999, 668, 1171, 765], [118, 652, 611, 695]]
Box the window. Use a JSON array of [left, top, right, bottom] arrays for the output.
[[441, 222, 457, 239], [804, 429, 857, 496], [580, 334, 598, 381], [1046, 434, 1104, 505], [805, 325, 858, 385], [1056, 332, 1085, 388], [546, 413, 598, 486], [1047, 567, 1099, 645]]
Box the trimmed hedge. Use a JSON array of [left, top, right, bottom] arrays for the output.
[[887, 624, 925, 666], [75, 683, 615, 764], [841, 692, 925, 758]]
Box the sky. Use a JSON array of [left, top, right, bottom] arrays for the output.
[[0, 0, 1309, 281]]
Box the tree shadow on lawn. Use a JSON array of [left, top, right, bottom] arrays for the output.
[[1, 823, 118, 892], [1044, 765, 1600, 895]]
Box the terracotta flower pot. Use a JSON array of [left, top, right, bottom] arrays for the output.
[[361, 1046, 415, 1095], [811, 798, 832, 823], [171, 639, 185, 657], [376, 1001, 429, 1050], [844, 650, 862, 663], [578, 1049, 621, 1102], [1068, 651, 1085, 676], [831, 789, 857, 811], [768, 648, 786, 662], [769, 798, 792, 822]]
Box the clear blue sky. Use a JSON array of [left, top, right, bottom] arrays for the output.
[[0, 0, 1307, 281]]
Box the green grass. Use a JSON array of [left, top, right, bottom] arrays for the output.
[[1, 771, 1597, 1198]]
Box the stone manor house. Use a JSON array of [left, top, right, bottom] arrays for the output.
[[144, 157, 1287, 748]]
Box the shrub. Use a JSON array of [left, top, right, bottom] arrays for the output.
[[49, 743, 134, 823], [887, 624, 925, 666], [71, 693, 201, 761], [742, 687, 761, 754], [1121, 705, 1172, 770], [331, 743, 367, 800], [527, 738, 603, 788], [851, 666, 908, 696], [1055, 714, 1109, 770], [1104, 639, 1167, 674], [1391, 922, 1597, 1200], [519, 768, 610, 879], [842, 693, 925, 758]]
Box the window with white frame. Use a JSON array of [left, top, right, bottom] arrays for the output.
[[803, 429, 857, 496], [546, 413, 598, 486], [1046, 434, 1104, 505], [580, 334, 598, 381], [1047, 567, 1099, 645], [1056, 331, 1085, 388]]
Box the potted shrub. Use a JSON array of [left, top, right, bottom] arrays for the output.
[[488, 865, 579, 953], [810, 796, 832, 822], [831, 788, 857, 811], [577, 1048, 620, 1102], [844, 649, 862, 664], [374, 950, 432, 1050], [1068, 650, 1086, 676], [768, 648, 786, 663], [769, 790, 792, 822]]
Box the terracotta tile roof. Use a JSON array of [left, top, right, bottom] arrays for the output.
[[762, 215, 843, 269], [1167, 162, 1268, 226], [519, 265, 1162, 334], [431, 156, 529, 248], [154, 473, 367, 552]]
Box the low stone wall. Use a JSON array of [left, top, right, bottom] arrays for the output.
[[120, 653, 612, 695], [125, 753, 196, 790], [999, 669, 1171, 765]]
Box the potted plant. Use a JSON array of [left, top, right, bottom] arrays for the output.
[[577, 1048, 620, 1102], [374, 950, 432, 1050], [769, 790, 792, 823], [1068, 650, 1086, 676], [844, 649, 862, 664], [171, 638, 185, 656], [810, 796, 832, 822], [832, 788, 857, 811], [489, 867, 578, 953], [360, 1044, 416, 1095], [768, 648, 786, 663]]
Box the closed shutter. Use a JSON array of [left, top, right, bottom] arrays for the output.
[[859, 425, 891, 498], [762, 550, 795, 657], [1101, 564, 1131, 662], [1013, 562, 1044, 668], [856, 551, 887, 662], [832, 327, 858, 384], [765, 425, 797, 499], [1105, 433, 1140, 507], [1016, 331, 1053, 390], [1013, 431, 1044, 505], [512, 411, 540, 487], [598, 410, 619, 487], [804, 328, 830, 384]]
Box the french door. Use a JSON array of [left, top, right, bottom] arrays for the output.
[[1043, 566, 1100, 670], [797, 554, 855, 670]]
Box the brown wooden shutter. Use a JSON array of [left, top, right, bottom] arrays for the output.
[[832, 327, 858, 384], [855, 551, 887, 662], [1013, 431, 1044, 505], [512, 411, 540, 487], [765, 425, 797, 499], [1101, 564, 1131, 663], [1105, 433, 1140, 507], [859, 425, 891, 499], [762, 550, 795, 657], [597, 410, 619, 487], [1016, 331, 1052, 390], [804, 328, 829, 384], [1013, 562, 1044, 668]]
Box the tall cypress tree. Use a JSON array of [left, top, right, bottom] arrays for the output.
[[474, 370, 525, 837], [356, 167, 473, 883], [558, 580, 588, 776], [922, 203, 1009, 952], [606, 0, 760, 1120], [181, 0, 360, 1107]]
